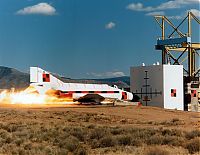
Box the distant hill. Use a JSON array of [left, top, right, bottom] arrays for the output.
[[0, 66, 29, 90], [60, 76, 130, 89], [93, 76, 130, 88], [0, 66, 130, 90]]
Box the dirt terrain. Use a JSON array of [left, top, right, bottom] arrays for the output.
[[0, 104, 199, 155]]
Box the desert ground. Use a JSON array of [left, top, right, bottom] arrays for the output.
[[0, 103, 199, 155]]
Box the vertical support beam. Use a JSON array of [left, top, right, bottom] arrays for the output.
[[162, 17, 166, 64], [191, 49, 198, 76], [193, 49, 196, 76], [188, 12, 194, 77], [188, 12, 191, 37]]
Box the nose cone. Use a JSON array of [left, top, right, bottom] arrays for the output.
[[127, 92, 133, 101]]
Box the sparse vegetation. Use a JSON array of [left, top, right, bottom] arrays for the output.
[[185, 138, 200, 154], [99, 135, 116, 147], [0, 107, 199, 154], [145, 147, 169, 155], [185, 130, 200, 140], [160, 118, 185, 126]]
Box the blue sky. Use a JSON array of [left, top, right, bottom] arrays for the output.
[[0, 0, 199, 78]]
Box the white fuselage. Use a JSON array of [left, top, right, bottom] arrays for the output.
[[30, 67, 133, 102]]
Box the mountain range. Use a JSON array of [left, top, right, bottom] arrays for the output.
[[0, 66, 130, 90]]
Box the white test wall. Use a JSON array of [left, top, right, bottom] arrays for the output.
[[130, 65, 164, 107], [163, 65, 183, 110], [130, 65, 184, 110]]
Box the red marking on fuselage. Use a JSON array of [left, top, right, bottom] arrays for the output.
[[43, 73, 50, 82]]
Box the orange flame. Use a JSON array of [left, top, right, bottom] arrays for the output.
[[0, 86, 75, 105]]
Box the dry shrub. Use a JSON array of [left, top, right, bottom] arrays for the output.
[[185, 130, 200, 140], [14, 138, 24, 146], [171, 118, 180, 123], [87, 124, 95, 129], [185, 138, 200, 154], [23, 142, 32, 150], [5, 124, 18, 132], [162, 135, 175, 145], [130, 128, 156, 140], [89, 128, 107, 140], [90, 139, 99, 149], [59, 136, 79, 152], [71, 127, 85, 141], [5, 135, 12, 144], [83, 114, 90, 122], [110, 127, 123, 135], [145, 147, 169, 155], [0, 129, 10, 139], [74, 146, 87, 155], [161, 129, 182, 137], [160, 118, 184, 126], [146, 135, 164, 145], [116, 135, 132, 146], [162, 136, 184, 146], [131, 138, 141, 146], [57, 148, 69, 155], [99, 135, 116, 148], [44, 146, 54, 154], [18, 148, 26, 155], [62, 126, 71, 132]]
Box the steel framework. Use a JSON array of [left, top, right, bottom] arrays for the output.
[[154, 12, 200, 77]]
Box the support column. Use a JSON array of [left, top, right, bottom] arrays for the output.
[[188, 12, 193, 77], [162, 17, 166, 64]]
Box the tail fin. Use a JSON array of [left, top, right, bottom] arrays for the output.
[[30, 67, 64, 90]]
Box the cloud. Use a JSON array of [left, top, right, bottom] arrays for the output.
[[127, 1, 200, 20], [168, 15, 183, 19], [146, 11, 165, 16], [167, 9, 200, 20], [16, 3, 56, 15], [189, 9, 200, 17], [88, 71, 126, 78], [157, 0, 200, 10], [127, 0, 199, 12], [126, 3, 153, 12], [105, 22, 116, 29]]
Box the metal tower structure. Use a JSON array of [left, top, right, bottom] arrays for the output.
[[154, 12, 200, 111], [154, 12, 200, 78]]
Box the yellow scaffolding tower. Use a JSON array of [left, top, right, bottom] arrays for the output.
[[154, 12, 200, 78]]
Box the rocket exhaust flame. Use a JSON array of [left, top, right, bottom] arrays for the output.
[[0, 87, 75, 105]]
